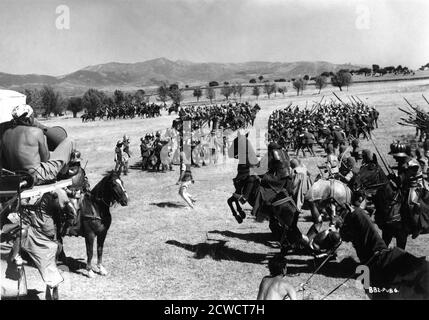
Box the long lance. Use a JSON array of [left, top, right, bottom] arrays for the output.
[[348, 96, 357, 108], [298, 241, 342, 296], [423, 94, 429, 106], [356, 96, 365, 104], [350, 96, 359, 105], [403, 97, 415, 110], [398, 122, 417, 127], [332, 92, 345, 105], [369, 135, 392, 175], [309, 96, 325, 116]]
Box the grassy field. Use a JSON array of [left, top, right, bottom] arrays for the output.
[[4, 78, 429, 300]]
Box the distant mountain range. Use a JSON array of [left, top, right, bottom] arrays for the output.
[[0, 57, 364, 96]]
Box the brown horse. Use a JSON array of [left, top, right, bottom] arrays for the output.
[[58, 172, 128, 277], [80, 172, 128, 277]]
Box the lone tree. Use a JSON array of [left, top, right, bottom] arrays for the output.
[[40, 86, 64, 117], [314, 75, 328, 94], [82, 88, 107, 113], [277, 86, 287, 97], [252, 86, 260, 100], [67, 96, 83, 118], [114, 89, 125, 105], [258, 75, 264, 82], [134, 89, 146, 104], [193, 87, 202, 102], [234, 83, 246, 101], [331, 70, 352, 91], [292, 78, 307, 96], [249, 78, 256, 84], [221, 85, 233, 100], [157, 83, 169, 104], [263, 82, 276, 99], [206, 87, 216, 103], [168, 88, 184, 105], [271, 83, 277, 97]]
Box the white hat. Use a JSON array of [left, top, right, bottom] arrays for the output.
[[12, 104, 33, 119]]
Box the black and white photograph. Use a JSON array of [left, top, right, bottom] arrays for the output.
[[1, 0, 429, 304]]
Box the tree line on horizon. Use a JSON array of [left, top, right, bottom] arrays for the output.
[[17, 63, 416, 118]]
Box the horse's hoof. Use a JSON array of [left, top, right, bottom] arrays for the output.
[[96, 265, 108, 276], [87, 269, 96, 278], [234, 215, 243, 224]]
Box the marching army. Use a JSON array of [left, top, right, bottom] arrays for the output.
[[82, 102, 163, 122], [268, 99, 379, 153]]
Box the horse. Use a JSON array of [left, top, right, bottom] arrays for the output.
[[303, 178, 352, 223], [226, 133, 307, 252], [339, 206, 429, 300], [60, 171, 128, 277]]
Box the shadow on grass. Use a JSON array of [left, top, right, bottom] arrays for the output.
[[208, 230, 279, 248], [58, 256, 87, 275], [150, 201, 187, 208], [166, 239, 272, 264], [1, 289, 43, 300], [285, 255, 359, 279]]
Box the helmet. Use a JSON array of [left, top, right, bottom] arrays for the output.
[[388, 141, 397, 155], [70, 150, 82, 163], [362, 149, 374, 163], [123, 134, 129, 141], [290, 158, 299, 169], [351, 139, 359, 148], [392, 142, 407, 157], [117, 140, 122, 146]]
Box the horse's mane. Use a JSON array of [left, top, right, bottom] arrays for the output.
[[90, 172, 118, 201]]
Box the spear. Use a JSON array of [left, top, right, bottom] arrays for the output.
[[351, 95, 364, 104], [369, 134, 392, 175], [423, 94, 429, 106], [350, 96, 359, 105], [332, 92, 345, 105]]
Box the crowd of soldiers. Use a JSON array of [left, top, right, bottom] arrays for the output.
[[135, 102, 261, 172], [173, 102, 261, 132], [81, 102, 163, 122], [268, 98, 379, 157]]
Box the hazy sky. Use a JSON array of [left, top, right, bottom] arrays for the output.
[[0, 0, 428, 75]]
